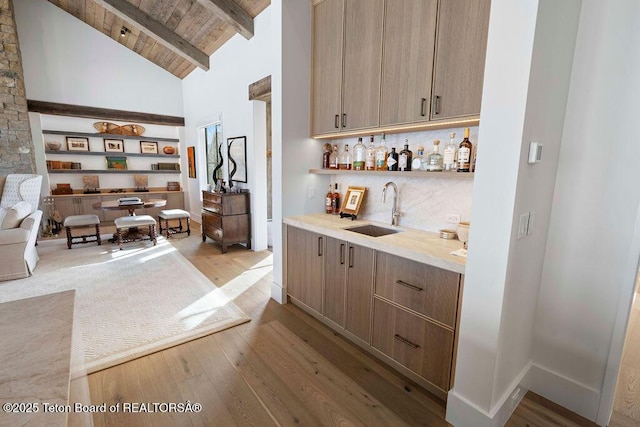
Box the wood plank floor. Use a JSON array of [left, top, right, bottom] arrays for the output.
[[61, 223, 601, 426]]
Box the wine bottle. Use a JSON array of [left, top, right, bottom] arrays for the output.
[[325, 184, 333, 214], [375, 133, 388, 171], [457, 128, 472, 172], [365, 135, 376, 171], [331, 183, 341, 215], [353, 137, 366, 170]]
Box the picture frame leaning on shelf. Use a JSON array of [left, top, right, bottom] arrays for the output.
[[67, 137, 89, 151], [104, 139, 124, 153]]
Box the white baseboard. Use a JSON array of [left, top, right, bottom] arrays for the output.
[[447, 363, 529, 427], [524, 363, 601, 422], [271, 281, 286, 304]]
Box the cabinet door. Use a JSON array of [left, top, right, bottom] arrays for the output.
[[312, 0, 345, 135], [286, 226, 324, 314], [431, 0, 491, 120], [380, 0, 437, 126], [345, 243, 374, 343], [341, 0, 384, 131], [78, 196, 101, 216], [53, 197, 77, 220], [165, 192, 184, 210], [324, 236, 347, 326]]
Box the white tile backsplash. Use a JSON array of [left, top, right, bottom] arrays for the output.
[[327, 127, 477, 232]]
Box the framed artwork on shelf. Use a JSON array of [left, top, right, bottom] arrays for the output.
[[104, 139, 124, 153], [66, 137, 89, 151], [187, 146, 196, 178], [106, 156, 128, 170], [140, 141, 158, 154], [341, 186, 366, 216]]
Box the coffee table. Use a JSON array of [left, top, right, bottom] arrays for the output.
[[93, 199, 167, 242]]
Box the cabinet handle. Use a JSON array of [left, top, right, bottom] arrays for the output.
[[420, 98, 427, 116], [432, 95, 440, 115], [334, 114, 340, 129], [395, 279, 423, 292], [318, 236, 323, 257], [394, 334, 420, 349], [342, 113, 347, 128], [340, 243, 345, 265], [348, 245, 354, 268]]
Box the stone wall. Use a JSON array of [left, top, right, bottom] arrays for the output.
[[0, 0, 35, 193]]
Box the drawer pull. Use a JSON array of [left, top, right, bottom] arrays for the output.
[[394, 334, 420, 349], [432, 95, 441, 115], [334, 114, 340, 129], [420, 97, 427, 116], [318, 236, 323, 257], [340, 243, 345, 265], [395, 280, 423, 292], [348, 245, 354, 268]]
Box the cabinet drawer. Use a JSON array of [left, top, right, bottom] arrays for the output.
[[201, 210, 222, 228], [203, 201, 222, 214], [203, 224, 223, 242], [375, 252, 459, 327], [203, 192, 223, 205], [372, 298, 453, 391]]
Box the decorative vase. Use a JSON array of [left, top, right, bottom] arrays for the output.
[[163, 146, 175, 155]]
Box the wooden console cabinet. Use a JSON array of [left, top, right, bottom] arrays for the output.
[[201, 191, 250, 253]]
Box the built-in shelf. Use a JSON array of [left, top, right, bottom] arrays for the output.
[[43, 130, 179, 143], [308, 169, 474, 179], [45, 150, 179, 158], [47, 169, 181, 174]]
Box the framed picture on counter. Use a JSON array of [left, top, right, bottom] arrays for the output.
[[341, 186, 366, 216]]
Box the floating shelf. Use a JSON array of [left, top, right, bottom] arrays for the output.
[[308, 169, 474, 179], [45, 150, 179, 158], [47, 169, 181, 174], [43, 130, 179, 143]]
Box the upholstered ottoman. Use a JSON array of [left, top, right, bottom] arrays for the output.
[[114, 215, 157, 250], [63, 214, 101, 249], [158, 209, 190, 238]]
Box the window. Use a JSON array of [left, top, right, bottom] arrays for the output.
[[205, 122, 223, 187]]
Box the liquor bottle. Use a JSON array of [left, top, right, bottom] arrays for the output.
[[426, 140, 443, 172], [365, 135, 376, 171], [338, 144, 352, 170], [325, 184, 333, 214], [399, 140, 413, 171], [375, 133, 388, 170], [322, 143, 331, 169], [457, 128, 472, 172], [411, 146, 425, 171], [387, 147, 399, 171], [443, 132, 457, 171], [352, 137, 366, 170], [331, 183, 341, 215], [329, 144, 339, 169]]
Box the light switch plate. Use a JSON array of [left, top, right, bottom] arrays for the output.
[[518, 213, 530, 240], [527, 211, 535, 235], [528, 142, 543, 164]]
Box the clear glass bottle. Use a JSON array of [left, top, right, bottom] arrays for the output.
[[411, 146, 425, 171], [325, 184, 333, 214], [457, 128, 472, 172], [443, 131, 457, 171], [375, 133, 388, 171], [387, 146, 398, 171], [322, 143, 332, 169], [399, 139, 413, 171], [329, 144, 339, 169], [365, 135, 376, 170], [426, 140, 443, 172], [331, 183, 341, 215], [338, 144, 352, 170], [352, 137, 366, 170]]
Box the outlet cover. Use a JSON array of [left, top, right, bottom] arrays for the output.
[[446, 213, 461, 223]]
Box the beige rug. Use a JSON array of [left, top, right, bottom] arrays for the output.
[[0, 238, 250, 374]]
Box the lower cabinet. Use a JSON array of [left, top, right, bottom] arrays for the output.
[[285, 224, 462, 397]]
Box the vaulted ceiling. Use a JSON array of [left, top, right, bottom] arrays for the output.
[[48, 0, 270, 79]]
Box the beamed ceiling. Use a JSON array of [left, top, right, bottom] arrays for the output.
[[48, 0, 270, 79]]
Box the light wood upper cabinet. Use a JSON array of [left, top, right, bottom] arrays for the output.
[[380, 0, 438, 126], [286, 226, 324, 313], [312, 0, 345, 135], [341, 0, 384, 131], [431, 0, 491, 120]]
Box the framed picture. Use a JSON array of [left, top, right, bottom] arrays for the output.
[[66, 137, 89, 151], [104, 139, 124, 153], [106, 156, 128, 170], [187, 146, 196, 178], [140, 141, 158, 154], [341, 186, 366, 216], [227, 136, 247, 183]]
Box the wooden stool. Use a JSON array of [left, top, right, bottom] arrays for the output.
[[114, 215, 157, 250], [63, 214, 101, 249], [158, 209, 190, 238]]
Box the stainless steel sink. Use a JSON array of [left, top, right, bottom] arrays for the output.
[[345, 224, 401, 237]]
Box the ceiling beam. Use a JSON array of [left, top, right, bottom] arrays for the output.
[[196, 0, 254, 40], [92, 0, 210, 71]]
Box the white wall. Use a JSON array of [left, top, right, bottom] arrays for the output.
[[533, 1, 640, 423], [181, 7, 273, 251], [14, 0, 183, 116]]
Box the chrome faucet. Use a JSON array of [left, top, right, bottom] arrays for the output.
[[382, 182, 400, 226]]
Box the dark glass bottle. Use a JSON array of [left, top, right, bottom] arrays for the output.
[[457, 128, 473, 172], [387, 147, 399, 171], [399, 140, 413, 171], [331, 183, 341, 215]]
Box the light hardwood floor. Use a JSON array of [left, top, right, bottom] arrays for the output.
[[63, 223, 598, 426]]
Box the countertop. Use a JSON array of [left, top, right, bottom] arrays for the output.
[[284, 214, 466, 274]]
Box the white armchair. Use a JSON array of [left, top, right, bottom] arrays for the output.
[[0, 174, 43, 281]]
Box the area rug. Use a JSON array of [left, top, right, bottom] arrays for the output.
[[0, 239, 250, 374]]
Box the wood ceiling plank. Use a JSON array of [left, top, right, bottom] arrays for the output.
[[157, 0, 180, 25], [94, 2, 106, 32], [132, 31, 148, 52], [165, 0, 191, 31], [91, 0, 210, 71], [173, 1, 204, 36], [85, 0, 96, 27], [204, 23, 235, 53], [190, 15, 224, 50], [235, 0, 268, 18], [195, 0, 254, 39], [125, 26, 141, 50], [177, 4, 213, 41]]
